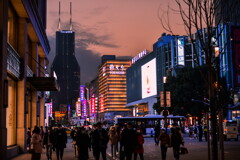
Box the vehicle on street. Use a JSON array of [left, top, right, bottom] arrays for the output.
[[223, 120, 238, 141]]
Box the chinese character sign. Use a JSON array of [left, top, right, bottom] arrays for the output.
[[80, 85, 85, 101]]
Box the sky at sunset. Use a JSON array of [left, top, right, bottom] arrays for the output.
[[46, 0, 185, 84]]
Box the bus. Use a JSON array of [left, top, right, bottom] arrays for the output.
[[223, 120, 238, 141], [115, 114, 185, 135]]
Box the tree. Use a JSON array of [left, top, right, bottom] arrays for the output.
[[159, 0, 239, 159]]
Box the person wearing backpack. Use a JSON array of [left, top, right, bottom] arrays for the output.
[[170, 127, 184, 160]]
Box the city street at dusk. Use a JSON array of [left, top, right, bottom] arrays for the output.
[[1, 0, 240, 160]]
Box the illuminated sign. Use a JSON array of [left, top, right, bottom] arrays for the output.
[[60, 30, 73, 33], [80, 85, 85, 101], [90, 95, 96, 115], [76, 100, 81, 117], [100, 95, 104, 112], [132, 49, 148, 64], [102, 64, 125, 75], [109, 64, 125, 74], [141, 58, 157, 98], [46, 102, 52, 117], [82, 100, 87, 118], [177, 38, 185, 66]]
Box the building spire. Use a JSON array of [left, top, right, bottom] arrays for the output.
[[70, 2, 72, 31], [58, 1, 61, 31]]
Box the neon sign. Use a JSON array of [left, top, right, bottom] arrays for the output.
[[80, 85, 85, 101], [132, 49, 148, 64]]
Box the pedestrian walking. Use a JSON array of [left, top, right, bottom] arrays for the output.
[[198, 124, 203, 141], [43, 126, 55, 160], [115, 124, 121, 154], [121, 122, 137, 160], [54, 124, 68, 160], [204, 125, 208, 141], [154, 124, 160, 145], [158, 129, 170, 160], [170, 127, 184, 160], [189, 125, 193, 138], [27, 128, 31, 150], [40, 126, 45, 139], [193, 125, 198, 139], [72, 127, 78, 158], [119, 124, 127, 160], [31, 126, 42, 160], [76, 127, 91, 160], [134, 128, 144, 160], [91, 122, 109, 160], [108, 126, 119, 158]]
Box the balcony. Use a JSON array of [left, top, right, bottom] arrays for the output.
[[7, 43, 21, 78]]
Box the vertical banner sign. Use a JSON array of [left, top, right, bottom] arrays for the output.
[[82, 100, 87, 118], [90, 96, 96, 115], [177, 38, 185, 66], [80, 85, 85, 101], [232, 27, 240, 87]]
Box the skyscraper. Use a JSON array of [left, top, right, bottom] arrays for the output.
[[51, 30, 80, 113], [51, 2, 80, 116]]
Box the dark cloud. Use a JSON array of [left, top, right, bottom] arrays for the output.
[[47, 21, 119, 84]]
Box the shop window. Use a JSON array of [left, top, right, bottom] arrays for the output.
[[6, 77, 17, 146]]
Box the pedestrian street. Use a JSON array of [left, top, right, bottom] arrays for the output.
[[11, 135, 240, 160]]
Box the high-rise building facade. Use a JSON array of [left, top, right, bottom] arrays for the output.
[[98, 58, 131, 120], [0, 0, 57, 159], [51, 30, 80, 115]]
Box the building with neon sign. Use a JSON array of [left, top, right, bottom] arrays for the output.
[[98, 57, 131, 120]]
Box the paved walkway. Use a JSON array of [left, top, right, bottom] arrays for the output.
[[11, 135, 240, 160]]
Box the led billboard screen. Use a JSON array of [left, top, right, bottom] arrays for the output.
[[141, 58, 157, 98]]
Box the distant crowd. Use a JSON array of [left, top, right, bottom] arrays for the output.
[[27, 122, 186, 160]]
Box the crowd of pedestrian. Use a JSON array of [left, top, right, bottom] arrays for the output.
[[27, 122, 189, 160]]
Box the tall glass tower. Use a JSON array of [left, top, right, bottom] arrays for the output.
[[51, 30, 80, 112]]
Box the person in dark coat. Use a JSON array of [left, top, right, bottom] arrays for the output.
[[76, 127, 91, 160], [198, 124, 203, 141], [43, 126, 55, 160], [154, 124, 160, 145], [54, 124, 68, 160], [134, 128, 144, 160], [121, 122, 137, 160], [158, 129, 170, 160], [27, 128, 31, 150], [170, 127, 184, 160], [91, 122, 109, 160]]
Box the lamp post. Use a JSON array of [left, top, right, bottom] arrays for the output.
[[214, 46, 224, 160], [163, 76, 168, 132]]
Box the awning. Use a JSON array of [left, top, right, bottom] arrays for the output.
[[27, 77, 59, 91]]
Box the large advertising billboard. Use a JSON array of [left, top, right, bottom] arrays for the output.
[[141, 58, 157, 98], [177, 38, 185, 66]]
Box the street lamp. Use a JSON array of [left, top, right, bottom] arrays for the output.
[[214, 46, 225, 160], [163, 76, 168, 132]]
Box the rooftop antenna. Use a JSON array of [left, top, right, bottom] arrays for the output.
[[58, 1, 61, 31], [69, 2, 72, 30]]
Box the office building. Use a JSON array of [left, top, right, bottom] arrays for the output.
[[98, 57, 131, 120]]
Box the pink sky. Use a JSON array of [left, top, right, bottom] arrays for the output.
[[46, 0, 185, 83]]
